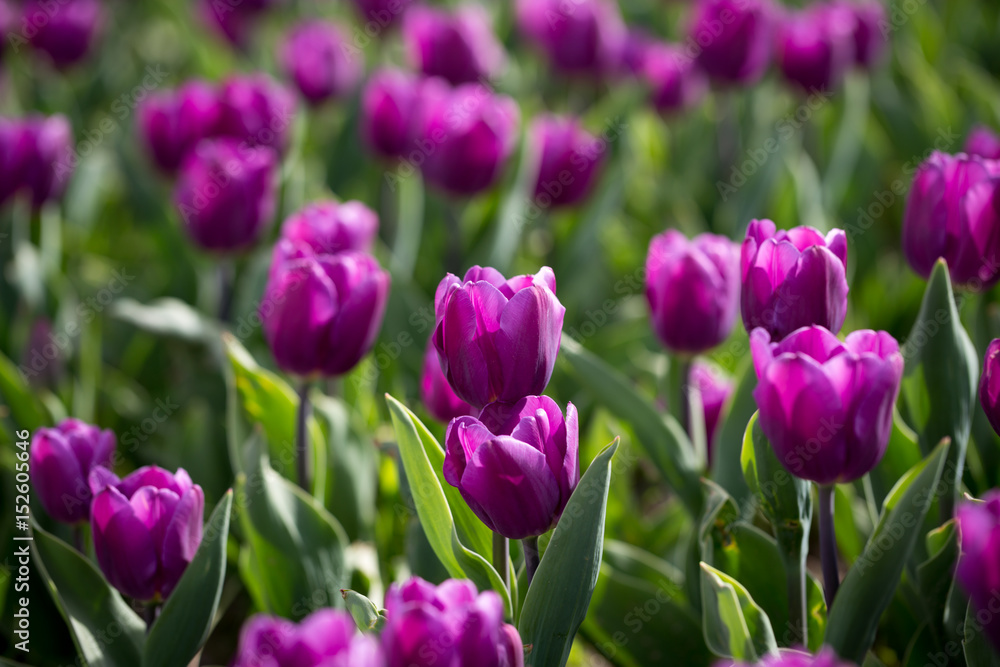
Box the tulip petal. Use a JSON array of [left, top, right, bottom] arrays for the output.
[[496, 285, 565, 400], [91, 488, 159, 600], [440, 288, 494, 408], [160, 486, 205, 598], [457, 592, 506, 667], [30, 431, 86, 523], [322, 264, 390, 376], [443, 417, 495, 488], [775, 245, 849, 335], [262, 258, 338, 376]]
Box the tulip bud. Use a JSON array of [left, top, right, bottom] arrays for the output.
[[30, 419, 115, 524], [138, 80, 222, 173], [834, 0, 887, 68], [262, 241, 390, 377], [280, 21, 363, 106], [232, 609, 383, 667], [351, 0, 415, 30], [0, 118, 31, 206], [216, 74, 297, 155], [979, 339, 1000, 437], [619, 28, 654, 76], [89, 465, 205, 601], [433, 266, 565, 409], [173, 138, 278, 253], [528, 115, 604, 209], [19, 114, 74, 209], [402, 5, 505, 86], [688, 0, 774, 85], [24, 0, 102, 68], [775, 4, 856, 94], [955, 491, 1000, 652], [646, 230, 740, 354], [741, 219, 849, 341], [360, 68, 429, 159], [689, 360, 734, 462], [750, 325, 903, 485], [515, 0, 625, 77], [641, 42, 708, 114], [280, 200, 378, 255], [416, 83, 520, 196], [965, 125, 1000, 160], [902, 151, 1000, 289], [445, 396, 579, 539], [382, 577, 525, 666], [421, 341, 475, 423]]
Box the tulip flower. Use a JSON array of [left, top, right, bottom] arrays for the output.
[[619, 28, 654, 76], [382, 577, 524, 667], [741, 219, 849, 341], [433, 266, 565, 409], [351, 0, 414, 30], [14, 114, 74, 209], [138, 81, 222, 173], [965, 125, 1000, 160], [30, 419, 115, 524], [902, 151, 1000, 289], [23, 0, 102, 68], [689, 360, 734, 462], [645, 230, 740, 355], [775, 4, 856, 94], [835, 0, 887, 68], [955, 491, 1000, 652], [88, 465, 205, 602], [641, 42, 708, 114], [444, 396, 579, 540], [415, 83, 520, 196], [360, 68, 430, 160], [0, 118, 30, 206], [729, 647, 856, 667], [216, 74, 297, 155], [514, 0, 625, 77], [528, 115, 604, 209], [280, 21, 363, 106], [173, 138, 278, 253], [420, 341, 475, 423], [402, 5, 506, 86], [280, 200, 379, 255], [980, 339, 1000, 437], [688, 0, 774, 85], [232, 609, 384, 667]]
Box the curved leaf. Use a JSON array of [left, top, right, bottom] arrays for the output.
[[700, 562, 778, 661]]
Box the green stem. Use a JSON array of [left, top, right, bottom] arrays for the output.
[[523, 537, 540, 586], [296, 381, 312, 492], [818, 485, 839, 611], [784, 545, 808, 647], [667, 355, 692, 431], [493, 532, 510, 592]]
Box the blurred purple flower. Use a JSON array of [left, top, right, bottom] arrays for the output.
[[775, 4, 856, 94], [834, 0, 887, 68], [216, 74, 297, 155], [89, 465, 205, 601], [421, 341, 475, 423], [515, 0, 626, 77], [30, 419, 115, 524], [360, 68, 432, 160], [280, 20, 363, 105], [646, 230, 740, 354], [751, 325, 903, 485], [138, 81, 222, 173], [689, 360, 734, 462], [402, 5, 505, 86], [232, 609, 384, 667], [351, 0, 415, 31], [979, 339, 1000, 438], [727, 647, 857, 667], [23, 0, 102, 68], [688, 0, 774, 85], [1, 114, 75, 210], [966, 125, 1000, 160], [528, 114, 604, 209], [955, 491, 1000, 652], [642, 42, 709, 114], [280, 200, 378, 256]]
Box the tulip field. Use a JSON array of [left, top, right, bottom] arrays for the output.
[[4, 0, 1000, 666]]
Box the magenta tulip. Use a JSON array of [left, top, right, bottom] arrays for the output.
[[23, 0, 102, 68], [528, 114, 605, 209], [30, 419, 114, 524], [688, 0, 774, 85], [402, 5, 505, 86], [966, 125, 1000, 160], [232, 609, 383, 667], [420, 341, 475, 423], [138, 81, 222, 173], [689, 360, 734, 461], [775, 4, 856, 93], [514, 0, 625, 77], [279, 21, 362, 105], [280, 200, 379, 256], [955, 491, 1000, 651], [641, 42, 708, 114], [216, 74, 297, 155]]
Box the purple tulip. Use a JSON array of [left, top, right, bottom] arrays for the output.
[[433, 266, 565, 409], [16, 114, 74, 209], [88, 465, 204, 601], [645, 230, 740, 354], [687, 0, 774, 85], [641, 42, 708, 114], [138, 81, 222, 173], [0, 118, 31, 206], [980, 339, 1000, 438], [515, 0, 625, 77], [834, 0, 887, 68], [402, 5, 505, 86], [421, 341, 475, 423], [23, 0, 102, 68], [199, 0, 256, 47], [902, 151, 1000, 289], [729, 647, 856, 667], [775, 4, 856, 94], [619, 28, 654, 76], [689, 360, 734, 462], [216, 74, 297, 155], [232, 609, 383, 667], [444, 396, 579, 539], [382, 577, 524, 667], [262, 240, 390, 377], [741, 219, 849, 341], [351, 0, 415, 31], [280, 21, 363, 106], [30, 419, 114, 524], [965, 125, 1000, 160], [416, 83, 520, 196], [956, 491, 1000, 652], [360, 68, 430, 160], [750, 325, 903, 485], [528, 115, 604, 209], [280, 200, 379, 256], [173, 138, 278, 253]]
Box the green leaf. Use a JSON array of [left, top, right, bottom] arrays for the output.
[[900, 260, 978, 517], [518, 439, 619, 667], [110, 297, 216, 343], [341, 589, 386, 633], [699, 562, 778, 661], [0, 350, 50, 431], [385, 394, 511, 614], [559, 335, 703, 516], [869, 411, 922, 508], [237, 436, 349, 621], [144, 491, 233, 667], [31, 523, 146, 667], [916, 520, 959, 640], [964, 601, 1000, 667], [825, 439, 951, 663]]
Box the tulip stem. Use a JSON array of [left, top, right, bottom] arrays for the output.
[[296, 381, 312, 492], [493, 532, 510, 592], [523, 537, 540, 587], [667, 356, 691, 432], [785, 550, 808, 647], [818, 484, 839, 610], [218, 261, 235, 323], [143, 603, 159, 632]]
